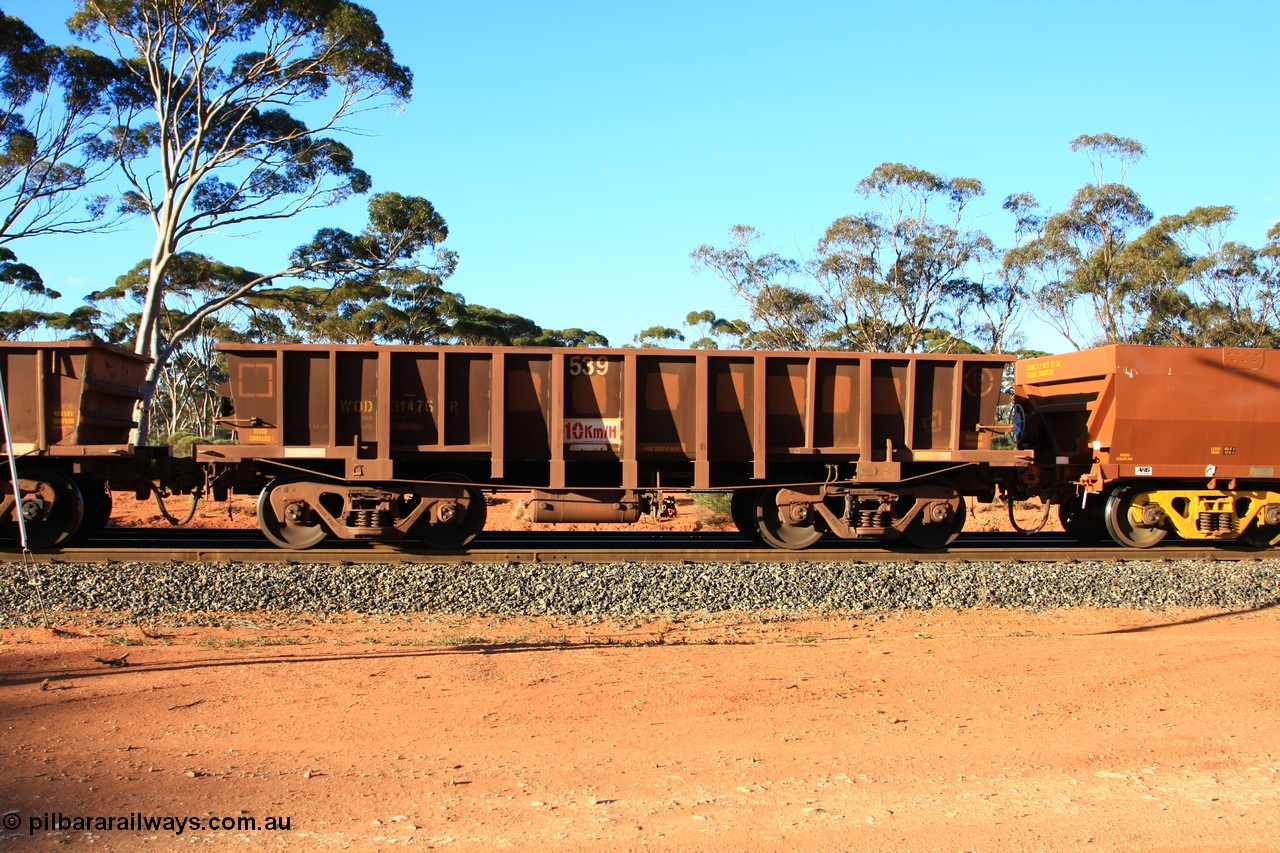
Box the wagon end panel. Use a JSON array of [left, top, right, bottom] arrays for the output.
[[220, 348, 284, 449], [0, 341, 146, 455], [0, 347, 40, 451], [75, 345, 149, 446], [1014, 348, 1118, 466]]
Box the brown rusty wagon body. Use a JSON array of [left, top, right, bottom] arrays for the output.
[[204, 344, 1020, 549], [1015, 345, 1280, 547], [6, 337, 1279, 554], [0, 341, 149, 546]]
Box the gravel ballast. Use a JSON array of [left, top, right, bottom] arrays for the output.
[[3, 558, 1279, 626]]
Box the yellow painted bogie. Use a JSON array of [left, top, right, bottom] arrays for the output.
[[1129, 488, 1280, 542]]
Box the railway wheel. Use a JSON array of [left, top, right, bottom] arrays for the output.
[[1058, 494, 1107, 543], [730, 489, 762, 541], [415, 476, 487, 550], [1, 467, 85, 549], [1239, 513, 1280, 548], [902, 493, 967, 549], [1103, 486, 1167, 548], [755, 488, 822, 550], [257, 477, 330, 550], [1238, 500, 1280, 548], [72, 480, 113, 543], [1239, 524, 1280, 548]]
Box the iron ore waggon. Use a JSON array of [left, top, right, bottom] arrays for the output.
[[0, 340, 199, 547], [1015, 344, 1280, 548], [203, 344, 1015, 549], [2, 339, 1279, 552]]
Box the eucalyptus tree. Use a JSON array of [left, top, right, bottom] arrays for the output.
[[85, 251, 292, 441], [1003, 134, 1160, 347], [242, 198, 457, 346], [0, 7, 124, 334], [812, 162, 994, 353], [67, 0, 420, 443], [691, 224, 829, 350], [1131, 212, 1280, 347], [445, 300, 607, 347], [682, 309, 749, 350], [694, 165, 996, 354], [1005, 133, 1277, 348], [633, 326, 684, 348], [960, 192, 1043, 355], [265, 267, 455, 345], [547, 328, 609, 347]]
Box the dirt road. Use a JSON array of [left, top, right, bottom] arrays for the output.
[[2, 606, 1277, 851]]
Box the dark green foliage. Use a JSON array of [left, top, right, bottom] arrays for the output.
[[693, 135, 1276, 355]]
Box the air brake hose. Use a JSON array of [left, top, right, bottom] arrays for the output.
[[1006, 494, 1051, 534], [148, 482, 201, 526]]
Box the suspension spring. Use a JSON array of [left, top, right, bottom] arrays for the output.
[[858, 509, 889, 529], [1197, 512, 1235, 534], [346, 509, 391, 528]]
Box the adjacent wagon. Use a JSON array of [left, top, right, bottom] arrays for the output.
[[0, 340, 150, 546], [1016, 345, 1280, 547]]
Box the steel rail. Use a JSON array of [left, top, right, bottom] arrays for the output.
[[3, 528, 1274, 566]]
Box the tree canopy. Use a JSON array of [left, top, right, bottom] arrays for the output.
[[0, 6, 124, 336], [692, 164, 1010, 353], [688, 137, 1277, 354], [1003, 135, 1277, 349], [60, 0, 428, 440]]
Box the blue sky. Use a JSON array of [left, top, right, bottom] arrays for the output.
[[8, 0, 1279, 351]]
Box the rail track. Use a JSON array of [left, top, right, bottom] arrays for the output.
[[4, 527, 1275, 565], [6, 528, 1279, 627]]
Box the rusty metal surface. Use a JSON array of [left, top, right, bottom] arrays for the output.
[[209, 344, 1017, 492], [0, 340, 148, 455], [1017, 345, 1280, 485]]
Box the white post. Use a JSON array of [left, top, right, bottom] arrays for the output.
[[0, 363, 29, 551]]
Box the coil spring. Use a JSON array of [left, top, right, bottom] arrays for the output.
[[1197, 512, 1236, 534], [346, 509, 391, 528], [858, 509, 890, 528]]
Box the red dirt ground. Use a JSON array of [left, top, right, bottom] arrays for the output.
[[2, 607, 1277, 851]]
